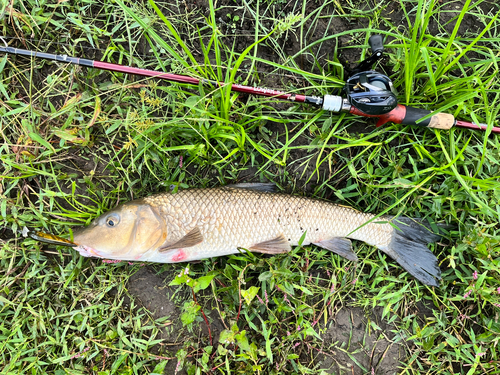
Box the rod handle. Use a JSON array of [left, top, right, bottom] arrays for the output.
[[388, 105, 455, 129], [350, 104, 454, 129]]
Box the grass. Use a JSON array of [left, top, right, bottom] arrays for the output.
[[1, 0, 500, 374]]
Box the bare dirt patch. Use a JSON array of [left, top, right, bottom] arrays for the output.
[[318, 307, 405, 375]]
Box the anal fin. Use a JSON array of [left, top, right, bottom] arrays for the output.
[[159, 227, 203, 252], [313, 237, 358, 262], [250, 234, 291, 254]]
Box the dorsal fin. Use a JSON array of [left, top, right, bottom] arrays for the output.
[[249, 234, 291, 254], [225, 183, 277, 193], [159, 227, 203, 252]]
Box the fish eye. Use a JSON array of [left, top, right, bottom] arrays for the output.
[[106, 215, 120, 227]]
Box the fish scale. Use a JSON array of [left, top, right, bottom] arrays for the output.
[[143, 187, 394, 262], [73, 184, 444, 286]]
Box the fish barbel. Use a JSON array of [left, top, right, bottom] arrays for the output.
[[73, 184, 443, 286]]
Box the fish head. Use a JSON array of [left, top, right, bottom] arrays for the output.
[[73, 200, 166, 260]]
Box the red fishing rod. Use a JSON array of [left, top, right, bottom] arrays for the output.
[[1, 35, 499, 134]]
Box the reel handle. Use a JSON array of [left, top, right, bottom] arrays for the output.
[[348, 35, 385, 76]]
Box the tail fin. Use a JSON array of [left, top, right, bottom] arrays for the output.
[[385, 217, 444, 287]]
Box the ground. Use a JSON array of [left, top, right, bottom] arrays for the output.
[[125, 265, 414, 375], [1, 0, 500, 374]]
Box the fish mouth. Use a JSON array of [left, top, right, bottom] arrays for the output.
[[75, 245, 103, 258]]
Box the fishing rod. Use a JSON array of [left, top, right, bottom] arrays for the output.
[[1, 35, 499, 134]]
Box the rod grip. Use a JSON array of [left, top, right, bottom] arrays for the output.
[[398, 105, 454, 129], [350, 104, 455, 129]]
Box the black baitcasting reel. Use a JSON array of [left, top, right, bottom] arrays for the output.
[[343, 35, 397, 116]]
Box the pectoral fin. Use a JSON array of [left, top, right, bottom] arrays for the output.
[[249, 234, 291, 254], [313, 237, 358, 261], [159, 227, 203, 252]]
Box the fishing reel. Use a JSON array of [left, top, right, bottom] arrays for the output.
[[343, 35, 398, 116]]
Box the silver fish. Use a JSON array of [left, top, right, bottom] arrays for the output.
[[73, 184, 443, 286]]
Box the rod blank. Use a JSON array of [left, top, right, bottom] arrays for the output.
[[0, 44, 322, 105]]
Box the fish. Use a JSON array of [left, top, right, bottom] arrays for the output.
[[72, 183, 444, 286]]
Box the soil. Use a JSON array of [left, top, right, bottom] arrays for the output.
[[125, 267, 188, 374], [126, 265, 436, 374], [319, 307, 404, 375], [125, 266, 228, 375]]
